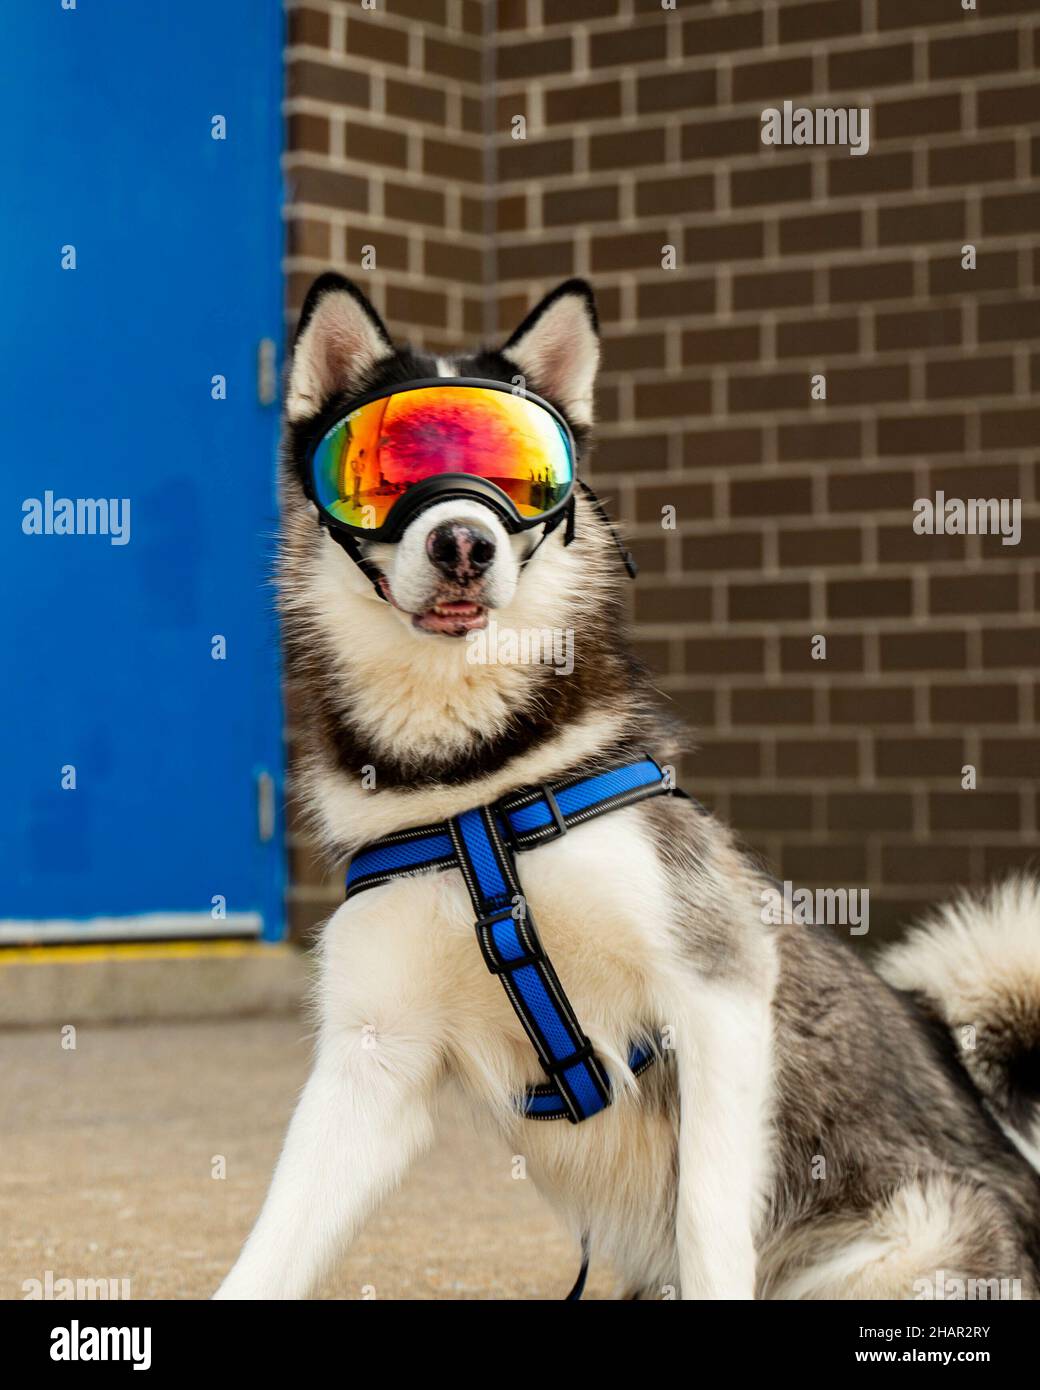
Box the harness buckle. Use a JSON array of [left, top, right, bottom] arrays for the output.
[[538, 782, 568, 838], [473, 905, 547, 976], [540, 1039, 597, 1076]]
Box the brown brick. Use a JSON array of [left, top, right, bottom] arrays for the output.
[[733, 55, 814, 102], [495, 194, 524, 233], [828, 576, 913, 619], [929, 573, 1021, 616], [878, 0, 967, 28], [876, 93, 963, 139], [544, 184, 619, 227], [982, 626, 1040, 668], [668, 688, 717, 728], [289, 6, 330, 47], [875, 306, 962, 352], [634, 582, 713, 625], [829, 40, 913, 89], [979, 297, 1040, 343], [880, 630, 968, 671], [925, 356, 1015, 400], [685, 636, 767, 674], [600, 332, 667, 373], [686, 221, 766, 264], [634, 481, 714, 523], [778, 525, 864, 568], [499, 139, 575, 182], [829, 151, 914, 199], [776, 738, 861, 779], [637, 69, 716, 115], [776, 316, 861, 359], [982, 190, 1040, 237], [732, 793, 814, 831], [733, 268, 815, 311], [929, 29, 1020, 80], [544, 79, 622, 125], [385, 284, 448, 329], [929, 249, 1018, 296], [498, 240, 574, 281], [636, 174, 715, 217], [681, 531, 765, 571], [928, 138, 1017, 187], [593, 432, 670, 475], [728, 371, 807, 414], [422, 135, 482, 182], [635, 377, 712, 418], [732, 161, 813, 209], [827, 792, 914, 832], [783, 631, 862, 675], [728, 580, 812, 622], [732, 686, 815, 724], [424, 238, 482, 283], [637, 277, 715, 317], [499, 35, 573, 80], [783, 840, 868, 880], [296, 116, 337, 165], [981, 406, 1040, 450], [875, 737, 964, 778], [879, 199, 967, 247], [287, 60, 370, 109], [424, 35, 482, 83], [689, 738, 764, 779], [385, 78, 448, 126], [682, 115, 763, 161], [591, 229, 669, 273], [876, 523, 969, 564], [683, 324, 761, 365], [589, 127, 667, 171], [538, 0, 618, 20], [346, 226, 409, 271], [344, 120, 407, 168], [880, 846, 974, 883], [878, 413, 966, 456], [684, 10, 764, 54], [288, 218, 331, 259], [779, 209, 863, 256], [830, 259, 914, 304], [930, 682, 1020, 724], [290, 165, 367, 212], [731, 475, 814, 518], [346, 17, 409, 66], [981, 737, 1040, 779], [929, 792, 1021, 833], [683, 426, 763, 468], [978, 82, 1040, 128], [826, 362, 911, 406], [590, 23, 667, 67], [829, 685, 915, 724], [828, 468, 916, 512], [385, 181, 444, 227]]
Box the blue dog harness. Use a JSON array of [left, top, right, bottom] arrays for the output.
[[345, 755, 673, 1125]]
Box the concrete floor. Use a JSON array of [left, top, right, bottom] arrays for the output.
[[0, 1016, 610, 1300]]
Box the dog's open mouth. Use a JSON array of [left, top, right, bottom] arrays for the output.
[[413, 600, 488, 636]]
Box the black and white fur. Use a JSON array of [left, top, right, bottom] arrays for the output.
[[216, 275, 1040, 1300]]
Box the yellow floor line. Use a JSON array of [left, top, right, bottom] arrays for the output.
[[0, 940, 292, 966]]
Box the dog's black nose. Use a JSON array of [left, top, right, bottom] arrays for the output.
[[426, 522, 496, 581]]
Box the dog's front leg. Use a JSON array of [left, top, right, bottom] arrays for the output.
[[672, 982, 772, 1300], [214, 1028, 437, 1300]]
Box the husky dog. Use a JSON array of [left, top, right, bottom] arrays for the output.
[[216, 275, 1040, 1300]]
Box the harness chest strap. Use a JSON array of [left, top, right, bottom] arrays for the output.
[[344, 756, 677, 1123]]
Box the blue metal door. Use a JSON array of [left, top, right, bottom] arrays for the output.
[[1, 3, 286, 942]]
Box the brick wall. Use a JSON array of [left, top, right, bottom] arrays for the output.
[[285, 0, 1039, 943]]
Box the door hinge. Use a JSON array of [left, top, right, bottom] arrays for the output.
[[256, 770, 276, 843], [257, 337, 277, 406]]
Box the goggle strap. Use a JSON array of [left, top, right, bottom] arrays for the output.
[[577, 481, 639, 580], [324, 521, 390, 602]]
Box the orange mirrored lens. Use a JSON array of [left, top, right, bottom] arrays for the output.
[[312, 385, 574, 530]]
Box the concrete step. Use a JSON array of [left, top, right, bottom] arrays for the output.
[[0, 939, 309, 1028]]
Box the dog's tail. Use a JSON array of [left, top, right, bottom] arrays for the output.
[[878, 875, 1040, 1173]]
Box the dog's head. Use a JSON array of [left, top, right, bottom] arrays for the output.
[[278, 275, 649, 794], [282, 274, 601, 637]]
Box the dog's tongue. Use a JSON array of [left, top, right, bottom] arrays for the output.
[[414, 600, 487, 636]]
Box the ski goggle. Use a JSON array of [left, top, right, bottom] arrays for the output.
[[306, 379, 577, 542]]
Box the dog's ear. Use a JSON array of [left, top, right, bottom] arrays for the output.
[[500, 279, 600, 426], [286, 273, 393, 421]]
